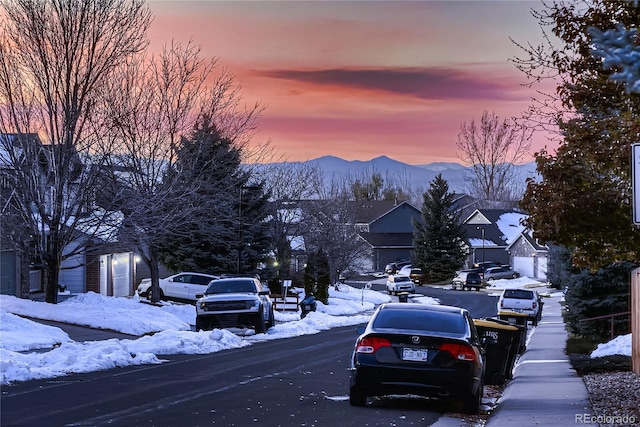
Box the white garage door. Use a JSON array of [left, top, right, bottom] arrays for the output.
[[513, 256, 547, 280], [513, 256, 534, 278]]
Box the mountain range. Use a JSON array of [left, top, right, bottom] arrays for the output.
[[274, 155, 539, 194]]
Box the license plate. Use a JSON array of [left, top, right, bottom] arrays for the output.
[[402, 348, 428, 361]]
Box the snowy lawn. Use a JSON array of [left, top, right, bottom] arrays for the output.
[[0, 285, 391, 385]]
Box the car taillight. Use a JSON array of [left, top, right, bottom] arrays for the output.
[[439, 343, 476, 361], [532, 301, 537, 310], [356, 337, 391, 354]]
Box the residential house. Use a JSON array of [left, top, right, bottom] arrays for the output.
[[507, 231, 548, 280], [355, 201, 423, 272], [0, 133, 139, 298], [462, 208, 548, 279]]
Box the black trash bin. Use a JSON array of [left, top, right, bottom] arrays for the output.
[[473, 319, 519, 385], [481, 317, 524, 380], [498, 310, 529, 354], [397, 292, 409, 303]]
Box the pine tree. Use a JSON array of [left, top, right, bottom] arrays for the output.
[[303, 248, 330, 304], [159, 115, 272, 275], [412, 174, 467, 282]]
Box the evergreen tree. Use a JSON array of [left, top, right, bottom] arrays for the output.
[[159, 115, 272, 275], [303, 248, 330, 304], [412, 174, 467, 282], [562, 261, 636, 342]]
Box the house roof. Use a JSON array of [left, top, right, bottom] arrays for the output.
[[463, 209, 528, 248], [348, 200, 405, 224], [0, 133, 42, 167], [506, 231, 548, 252]]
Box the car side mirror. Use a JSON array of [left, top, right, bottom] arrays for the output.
[[364, 282, 372, 290]]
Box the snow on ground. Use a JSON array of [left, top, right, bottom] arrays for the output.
[[0, 285, 395, 385], [590, 333, 632, 358], [484, 276, 546, 290], [0, 281, 630, 385]]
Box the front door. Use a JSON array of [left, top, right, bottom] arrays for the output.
[[1, 250, 17, 295]]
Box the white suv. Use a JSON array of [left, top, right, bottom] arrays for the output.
[[385, 275, 415, 295], [195, 277, 274, 334]]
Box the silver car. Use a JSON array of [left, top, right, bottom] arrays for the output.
[[484, 267, 520, 281], [385, 275, 415, 295]]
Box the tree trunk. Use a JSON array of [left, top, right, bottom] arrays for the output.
[[148, 252, 161, 304], [44, 261, 59, 304]]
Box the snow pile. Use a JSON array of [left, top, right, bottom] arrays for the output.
[[590, 333, 632, 358], [0, 285, 392, 385]]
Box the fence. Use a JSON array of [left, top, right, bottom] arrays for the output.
[[271, 293, 299, 312], [580, 311, 631, 341], [633, 268, 639, 376]]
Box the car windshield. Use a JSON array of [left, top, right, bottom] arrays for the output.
[[205, 280, 257, 294], [503, 289, 534, 299], [372, 308, 465, 335], [395, 276, 411, 282]]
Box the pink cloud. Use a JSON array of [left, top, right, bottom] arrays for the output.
[[147, 1, 559, 165]]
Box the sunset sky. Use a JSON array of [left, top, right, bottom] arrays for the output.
[[148, 1, 556, 165]]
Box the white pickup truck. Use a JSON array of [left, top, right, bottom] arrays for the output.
[[497, 288, 542, 326]]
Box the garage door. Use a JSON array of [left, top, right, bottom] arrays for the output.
[[513, 256, 533, 278]]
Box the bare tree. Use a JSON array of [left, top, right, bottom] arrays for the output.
[[304, 181, 372, 284], [102, 41, 265, 302], [456, 110, 532, 205], [347, 168, 414, 203], [258, 162, 324, 280], [0, 0, 152, 302]]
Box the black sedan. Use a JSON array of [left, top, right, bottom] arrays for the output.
[[348, 303, 485, 414]]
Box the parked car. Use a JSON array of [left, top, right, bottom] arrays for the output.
[[136, 272, 220, 303], [348, 303, 485, 414], [195, 277, 274, 333], [484, 267, 520, 281], [398, 264, 413, 276], [452, 270, 483, 291], [384, 261, 410, 274], [409, 268, 426, 285], [385, 261, 411, 275], [497, 288, 541, 325], [385, 275, 415, 295], [473, 261, 504, 272]]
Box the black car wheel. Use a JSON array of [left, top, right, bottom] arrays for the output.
[[267, 307, 275, 329], [462, 383, 482, 414], [349, 387, 367, 406], [148, 288, 165, 302], [195, 316, 210, 332], [254, 311, 266, 334]]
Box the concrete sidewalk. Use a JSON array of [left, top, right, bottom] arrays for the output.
[[485, 294, 593, 426]]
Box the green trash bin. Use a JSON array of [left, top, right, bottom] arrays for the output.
[[481, 317, 524, 380], [473, 319, 519, 385], [498, 310, 528, 354]]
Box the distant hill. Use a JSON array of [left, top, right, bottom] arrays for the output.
[[261, 155, 539, 194]]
